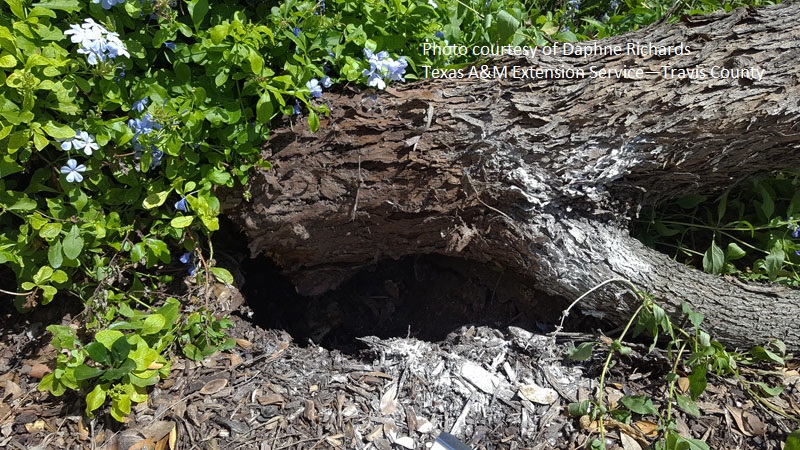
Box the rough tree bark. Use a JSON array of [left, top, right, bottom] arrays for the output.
[[226, 2, 800, 350]]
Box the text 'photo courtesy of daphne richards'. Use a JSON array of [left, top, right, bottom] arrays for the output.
[[419, 41, 766, 82]]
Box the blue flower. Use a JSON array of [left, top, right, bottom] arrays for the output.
[[361, 47, 407, 90], [64, 19, 130, 65], [385, 57, 408, 82], [59, 130, 99, 156], [128, 113, 161, 138], [132, 98, 148, 113], [793, 226, 800, 238], [293, 27, 301, 37], [306, 79, 323, 98], [179, 252, 191, 264], [178, 252, 197, 275], [568, 0, 581, 11], [92, 0, 125, 10], [164, 41, 176, 50], [60, 158, 87, 183], [435, 31, 444, 39], [174, 197, 189, 212], [321, 76, 333, 88], [150, 149, 164, 169]]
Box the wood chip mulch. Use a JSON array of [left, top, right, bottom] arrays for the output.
[[1, 299, 799, 450]]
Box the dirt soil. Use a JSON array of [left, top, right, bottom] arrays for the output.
[[1, 255, 799, 450]]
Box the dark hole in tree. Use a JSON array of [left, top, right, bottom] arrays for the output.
[[217, 219, 591, 354]]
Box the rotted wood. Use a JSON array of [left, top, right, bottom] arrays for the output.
[[226, 2, 800, 349]]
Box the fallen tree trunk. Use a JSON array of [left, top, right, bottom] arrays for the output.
[[226, 2, 800, 350]]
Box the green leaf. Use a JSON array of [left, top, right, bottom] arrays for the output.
[[85, 384, 107, 415], [33, 266, 54, 284], [688, 364, 707, 400], [41, 285, 57, 303], [31, 0, 82, 12], [681, 303, 704, 329], [3, 0, 25, 18], [0, 54, 16, 68], [42, 122, 75, 139], [200, 215, 219, 231], [702, 240, 725, 274], [50, 270, 67, 284], [142, 314, 166, 335], [495, 10, 520, 43], [716, 190, 728, 222], [567, 400, 591, 416], [567, 342, 595, 361], [619, 395, 657, 415], [130, 346, 159, 371], [48, 240, 63, 269], [84, 341, 110, 364], [74, 364, 104, 381], [666, 432, 710, 450], [765, 244, 785, 280], [143, 191, 171, 209], [757, 184, 774, 219], [750, 346, 784, 365], [308, 109, 319, 133], [188, 0, 209, 30], [7, 195, 37, 211], [170, 216, 194, 228], [39, 222, 62, 240], [0, 154, 24, 178], [784, 429, 800, 450], [62, 225, 84, 260], [111, 336, 131, 362], [157, 298, 181, 326], [256, 93, 274, 123], [725, 242, 746, 261], [248, 50, 263, 74], [753, 381, 783, 397], [210, 267, 234, 284], [47, 324, 76, 349], [130, 242, 146, 262], [675, 394, 700, 417], [95, 329, 125, 351]]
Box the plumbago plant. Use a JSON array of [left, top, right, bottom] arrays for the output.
[[0, 0, 785, 424]]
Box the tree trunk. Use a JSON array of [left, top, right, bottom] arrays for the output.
[[225, 2, 800, 350]]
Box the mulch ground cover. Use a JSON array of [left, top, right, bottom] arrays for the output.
[[1, 255, 798, 449]]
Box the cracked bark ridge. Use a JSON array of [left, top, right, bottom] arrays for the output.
[[227, 2, 800, 350]]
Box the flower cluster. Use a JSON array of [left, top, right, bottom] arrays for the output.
[[128, 113, 164, 169], [58, 130, 99, 156], [361, 48, 407, 90], [64, 18, 130, 65]]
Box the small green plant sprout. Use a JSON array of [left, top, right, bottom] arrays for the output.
[[561, 278, 797, 449]]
